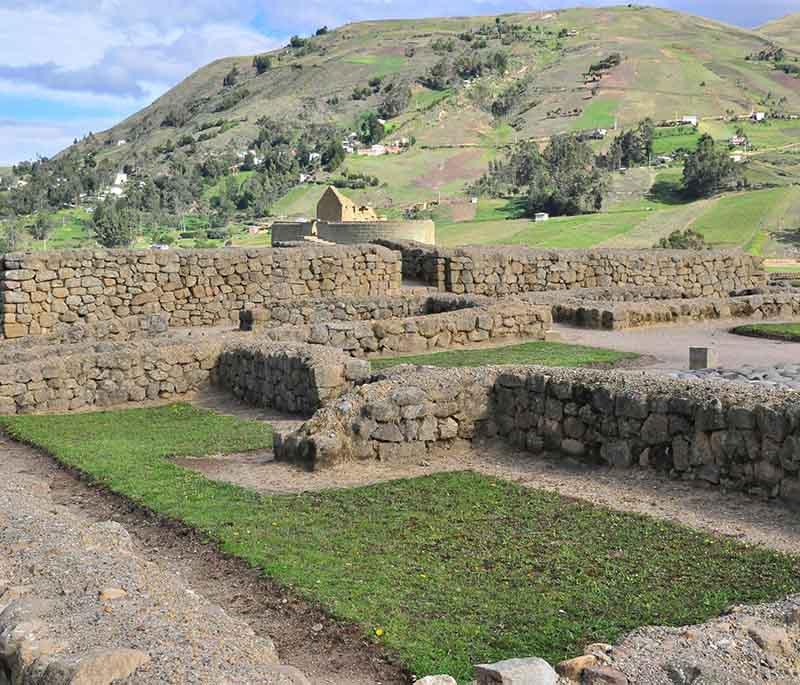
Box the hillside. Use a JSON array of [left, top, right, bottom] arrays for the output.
[[8, 5, 800, 259], [759, 12, 800, 44], [71, 5, 800, 178]]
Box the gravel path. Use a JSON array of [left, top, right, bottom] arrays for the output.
[[553, 319, 800, 375]]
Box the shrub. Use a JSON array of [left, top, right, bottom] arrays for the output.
[[253, 54, 272, 74]]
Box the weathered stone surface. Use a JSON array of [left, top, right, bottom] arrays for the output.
[[475, 656, 558, 685]]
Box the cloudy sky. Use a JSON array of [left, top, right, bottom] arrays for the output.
[[1, 0, 797, 165]]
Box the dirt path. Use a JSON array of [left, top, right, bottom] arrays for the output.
[[1, 436, 408, 685], [552, 318, 800, 373]]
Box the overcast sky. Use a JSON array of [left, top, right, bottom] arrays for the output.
[[1, 0, 798, 165]]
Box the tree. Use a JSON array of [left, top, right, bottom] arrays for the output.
[[526, 135, 608, 216], [378, 83, 411, 119], [656, 229, 707, 250], [92, 199, 136, 247], [421, 59, 450, 90], [604, 119, 654, 169], [682, 134, 741, 198], [322, 141, 345, 172], [358, 113, 385, 145], [223, 65, 239, 87], [253, 54, 272, 74], [30, 213, 53, 242]]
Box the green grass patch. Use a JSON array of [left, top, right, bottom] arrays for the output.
[[412, 87, 453, 111], [2, 405, 799, 683], [344, 54, 407, 78], [371, 340, 637, 371], [573, 98, 619, 130], [689, 187, 790, 247], [652, 132, 701, 156], [731, 323, 800, 343]]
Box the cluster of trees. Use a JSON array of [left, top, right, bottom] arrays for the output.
[[602, 119, 654, 169], [1, 153, 113, 216], [682, 134, 741, 198], [469, 135, 608, 216], [421, 49, 508, 90]]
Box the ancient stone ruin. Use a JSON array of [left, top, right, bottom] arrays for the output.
[[270, 186, 435, 245], [1, 240, 798, 506]]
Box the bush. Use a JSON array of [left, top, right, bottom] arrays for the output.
[[656, 229, 707, 250], [253, 54, 272, 74]]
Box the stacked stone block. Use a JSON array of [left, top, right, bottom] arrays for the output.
[[257, 300, 552, 358], [275, 365, 800, 505], [215, 342, 370, 415], [0, 245, 401, 338]]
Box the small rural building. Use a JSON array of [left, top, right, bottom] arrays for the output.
[[752, 111, 766, 122], [534, 212, 550, 222], [316, 186, 379, 222], [681, 115, 699, 127]]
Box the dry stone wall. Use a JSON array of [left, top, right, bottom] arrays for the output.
[[446, 248, 765, 296], [257, 300, 552, 358], [275, 365, 800, 505], [548, 292, 800, 330], [215, 342, 370, 415], [0, 245, 401, 338], [0, 338, 224, 415], [240, 293, 486, 329], [374, 242, 766, 297]]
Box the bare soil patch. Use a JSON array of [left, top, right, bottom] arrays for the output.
[[416, 149, 483, 189]]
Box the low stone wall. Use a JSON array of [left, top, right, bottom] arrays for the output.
[[445, 248, 765, 297], [215, 342, 370, 415], [0, 245, 401, 339], [272, 220, 435, 246], [0, 338, 224, 415], [551, 292, 800, 330], [275, 366, 800, 505], [240, 292, 487, 329], [260, 299, 552, 358], [374, 242, 766, 297]]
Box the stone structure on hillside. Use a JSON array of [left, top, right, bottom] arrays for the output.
[[316, 186, 378, 222], [271, 186, 436, 246]]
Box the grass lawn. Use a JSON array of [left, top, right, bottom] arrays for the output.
[[573, 98, 619, 130], [3, 404, 799, 683], [371, 341, 637, 371], [689, 187, 791, 247], [732, 323, 800, 343]]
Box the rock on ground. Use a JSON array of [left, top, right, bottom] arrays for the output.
[[593, 596, 800, 684]]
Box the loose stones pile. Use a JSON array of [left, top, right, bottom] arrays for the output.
[[673, 364, 800, 391]]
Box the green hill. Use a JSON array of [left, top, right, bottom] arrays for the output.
[[33, 7, 800, 256], [71, 6, 800, 176]]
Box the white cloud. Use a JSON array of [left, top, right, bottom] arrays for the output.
[[0, 118, 119, 165]]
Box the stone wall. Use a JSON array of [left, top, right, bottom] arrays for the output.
[[0, 245, 401, 338], [271, 220, 435, 247], [446, 248, 765, 297], [240, 292, 487, 329], [0, 338, 224, 415], [372, 239, 445, 287], [275, 365, 800, 505], [258, 299, 552, 358], [549, 292, 800, 330], [374, 242, 766, 297], [215, 342, 370, 415]]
